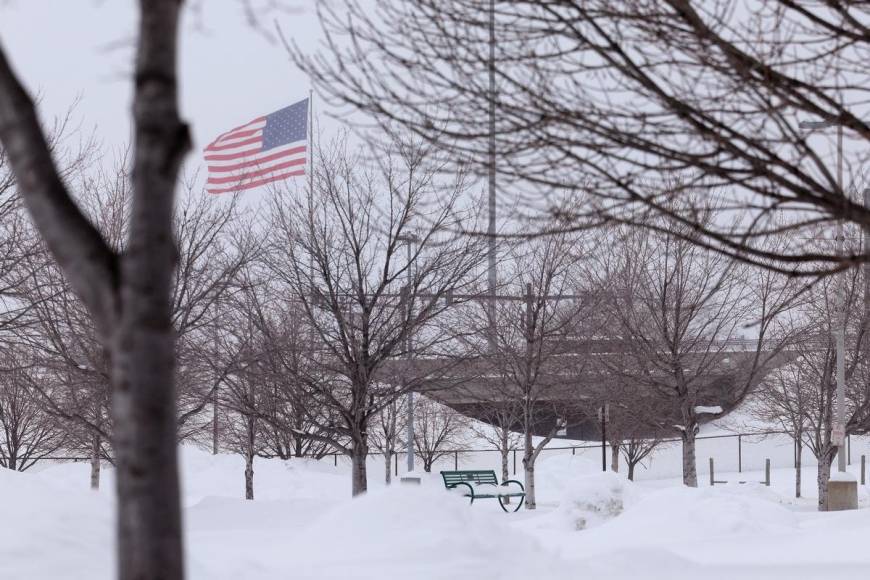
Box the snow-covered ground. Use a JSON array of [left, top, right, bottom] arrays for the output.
[[6, 445, 870, 579]]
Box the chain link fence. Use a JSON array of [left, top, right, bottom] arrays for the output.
[[324, 431, 870, 482]]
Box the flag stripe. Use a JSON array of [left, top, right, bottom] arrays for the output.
[[206, 145, 307, 173], [205, 136, 264, 152], [206, 169, 306, 194], [206, 158, 307, 185]]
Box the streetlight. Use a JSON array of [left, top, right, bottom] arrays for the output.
[[396, 232, 420, 475], [799, 118, 847, 474]]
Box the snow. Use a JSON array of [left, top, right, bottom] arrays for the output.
[[6, 445, 870, 579], [695, 405, 723, 414], [829, 470, 858, 482]]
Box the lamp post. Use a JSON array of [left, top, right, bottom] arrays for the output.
[[799, 118, 847, 474], [397, 233, 420, 474]]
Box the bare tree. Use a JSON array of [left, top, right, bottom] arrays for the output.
[[268, 134, 485, 496], [468, 406, 522, 485], [593, 220, 793, 487], [777, 272, 870, 509], [750, 361, 812, 498], [413, 395, 469, 473], [0, 350, 67, 471], [0, 3, 190, 576], [475, 234, 588, 509], [602, 397, 670, 481], [299, 1, 870, 276], [370, 398, 406, 484]]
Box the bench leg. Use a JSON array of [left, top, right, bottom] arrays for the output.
[[498, 496, 523, 513]]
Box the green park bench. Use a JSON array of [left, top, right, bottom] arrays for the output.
[[440, 469, 526, 512]]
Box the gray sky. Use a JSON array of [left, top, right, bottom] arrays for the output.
[[0, 0, 327, 185]]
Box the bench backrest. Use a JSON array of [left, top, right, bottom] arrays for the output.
[[440, 470, 499, 487]]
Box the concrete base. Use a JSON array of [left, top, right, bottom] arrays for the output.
[[827, 480, 858, 511], [400, 476, 421, 485]]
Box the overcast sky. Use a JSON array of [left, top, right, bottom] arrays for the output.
[[0, 0, 329, 185]]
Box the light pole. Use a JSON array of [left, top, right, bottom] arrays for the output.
[[799, 118, 847, 473], [397, 233, 420, 474]]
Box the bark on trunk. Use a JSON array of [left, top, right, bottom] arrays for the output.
[[500, 431, 510, 482], [244, 453, 254, 501], [500, 432, 511, 505], [523, 428, 536, 509], [795, 439, 802, 499], [111, 322, 183, 578], [351, 437, 368, 496], [384, 450, 392, 485], [523, 460, 536, 510], [211, 387, 219, 455], [681, 426, 698, 487], [611, 442, 620, 473], [90, 434, 101, 490], [244, 418, 255, 500], [817, 451, 833, 511], [627, 461, 636, 481]]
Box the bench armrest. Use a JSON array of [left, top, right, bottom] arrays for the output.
[[447, 482, 475, 498], [501, 479, 525, 493]]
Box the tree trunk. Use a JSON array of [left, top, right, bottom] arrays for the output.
[[611, 442, 620, 472], [500, 431, 511, 505], [384, 450, 392, 485], [111, 305, 184, 579], [627, 460, 636, 481], [90, 434, 101, 490], [0, 3, 189, 578], [244, 417, 255, 501], [351, 436, 368, 496], [522, 427, 536, 509], [211, 386, 219, 455], [817, 449, 834, 511], [681, 425, 698, 487], [500, 430, 510, 482], [795, 438, 802, 499]]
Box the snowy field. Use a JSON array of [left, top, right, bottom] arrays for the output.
[[6, 444, 870, 580]]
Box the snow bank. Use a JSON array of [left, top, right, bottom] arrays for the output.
[[0, 467, 112, 579], [178, 446, 349, 504], [533, 454, 602, 503], [554, 472, 634, 530], [603, 485, 798, 544], [289, 484, 564, 580]]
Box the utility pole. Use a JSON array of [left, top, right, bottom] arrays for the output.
[[835, 121, 846, 474], [487, 0, 497, 353], [599, 405, 607, 472], [799, 118, 847, 473], [398, 234, 419, 473], [864, 188, 870, 318]]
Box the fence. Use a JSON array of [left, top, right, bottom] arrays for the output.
[[322, 430, 870, 482], [30, 430, 870, 482]]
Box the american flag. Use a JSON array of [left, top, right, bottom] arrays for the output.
[[204, 98, 308, 194]]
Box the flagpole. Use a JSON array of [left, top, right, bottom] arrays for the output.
[[307, 89, 316, 356]]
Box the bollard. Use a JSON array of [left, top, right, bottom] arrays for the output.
[[764, 458, 771, 486], [709, 457, 715, 486], [862, 455, 866, 485], [334, 454, 337, 467], [572, 447, 576, 456]]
